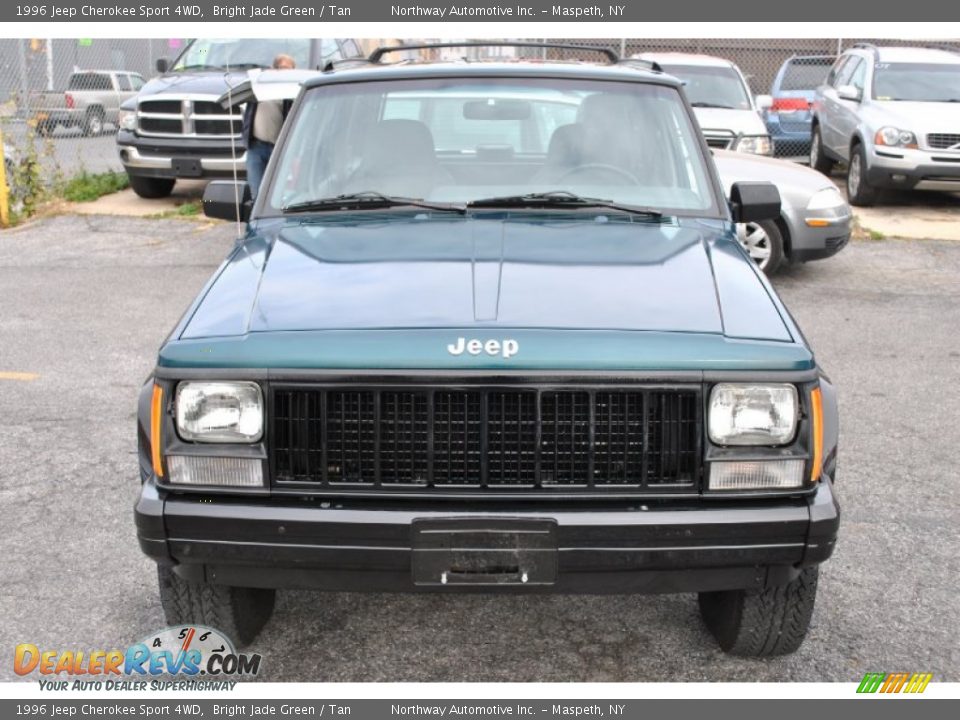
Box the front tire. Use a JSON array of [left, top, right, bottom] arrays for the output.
[[698, 566, 819, 657], [847, 143, 879, 207], [157, 566, 275, 648], [128, 174, 175, 199], [809, 126, 835, 175], [737, 219, 784, 275], [83, 108, 105, 137]]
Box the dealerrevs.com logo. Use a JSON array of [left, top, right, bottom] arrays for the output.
[[15, 626, 261, 690]]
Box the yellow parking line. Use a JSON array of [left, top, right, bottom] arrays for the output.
[[0, 371, 39, 381]]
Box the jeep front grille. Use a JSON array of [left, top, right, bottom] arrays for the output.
[[137, 97, 242, 139], [271, 386, 701, 493], [927, 133, 960, 150]]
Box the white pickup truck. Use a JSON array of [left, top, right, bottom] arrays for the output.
[[31, 70, 144, 137]]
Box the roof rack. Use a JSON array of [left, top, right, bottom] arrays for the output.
[[368, 42, 620, 64], [618, 58, 663, 73], [851, 43, 880, 59]]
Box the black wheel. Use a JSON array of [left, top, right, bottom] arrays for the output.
[[128, 174, 175, 199], [846, 143, 878, 207], [83, 107, 105, 136], [809, 125, 835, 175], [699, 566, 819, 657], [736, 219, 785, 275], [157, 566, 275, 648]]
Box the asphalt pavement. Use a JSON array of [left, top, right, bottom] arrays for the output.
[[1, 216, 958, 682], [1, 121, 122, 179]]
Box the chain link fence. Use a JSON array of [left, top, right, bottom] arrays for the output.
[[2, 36, 959, 219]]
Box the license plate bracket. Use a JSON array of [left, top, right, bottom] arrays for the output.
[[172, 157, 203, 178], [411, 518, 558, 586]]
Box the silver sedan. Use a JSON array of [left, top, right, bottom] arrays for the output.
[[714, 149, 852, 274]]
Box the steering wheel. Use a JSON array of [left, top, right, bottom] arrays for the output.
[[557, 163, 641, 185]]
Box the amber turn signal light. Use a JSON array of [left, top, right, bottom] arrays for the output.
[[810, 387, 823, 483], [151, 384, 164, 478]]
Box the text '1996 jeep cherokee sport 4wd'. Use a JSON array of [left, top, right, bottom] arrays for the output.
[[135, 44, 840, 657]]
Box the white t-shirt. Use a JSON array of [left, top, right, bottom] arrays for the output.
[[252, 100, 284, 145]]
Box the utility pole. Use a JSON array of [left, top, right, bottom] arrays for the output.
[[45, 39, 54, 91]]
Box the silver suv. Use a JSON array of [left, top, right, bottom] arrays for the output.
[[810, 44, 960, 206]]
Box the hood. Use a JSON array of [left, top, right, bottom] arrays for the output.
[[693, 107, 767, 136], [168, 213, 800, 373], [139, 70, 249, 99], [868, 101, 960, 134], [713, 149, 836, 197]]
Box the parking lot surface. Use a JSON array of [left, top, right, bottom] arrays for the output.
[[1, 215, 958, 682]]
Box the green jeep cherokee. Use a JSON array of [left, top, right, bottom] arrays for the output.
[[135, 45, 840, 657]]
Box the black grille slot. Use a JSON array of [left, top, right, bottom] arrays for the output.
[[433, 391, 483, 485], [139, 100, 181, 114], [194, 101, 241, 116], [487, 391, 538, 486], [194, 118, 242, 136], [139, 117, 182, 134], [271, 387, 701, 492], [326, 391, 376, 483], [379, 392, 429, 485], [540, 392, 591, 485], [927, 133, 960, 150]]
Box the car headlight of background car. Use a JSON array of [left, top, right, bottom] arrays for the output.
[[803, 186, 850, 227], [118, 109, 137, 131], [708, 383, 812, 491], [874, 126, 917, 149], [733, 135, 773, 156]]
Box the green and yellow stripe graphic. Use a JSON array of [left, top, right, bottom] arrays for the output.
[[857, 672, 932, 694]]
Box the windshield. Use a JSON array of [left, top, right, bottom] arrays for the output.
[[265, 77, 718, 216], [779, 58, 834, 91], [873, 62, 960, 102], [172, 38, 313, 71], [659, 65, 752, 109]]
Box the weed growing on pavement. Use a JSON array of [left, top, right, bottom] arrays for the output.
[[62, 170, 129, 202]]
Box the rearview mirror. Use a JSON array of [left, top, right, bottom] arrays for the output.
[[836, 84, 861, 102], [203, 180, 251, 222], [156, 58, 169, 74], [463, 99, 531, 121], [729, 181, 780, 224]]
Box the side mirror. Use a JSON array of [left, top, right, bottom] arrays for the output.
[[729, 181, 780, 224], [836, 84, 861, 102], [755, 94, 773, 111], [155, 58, 169, 74], [203, 180, 252, 222]]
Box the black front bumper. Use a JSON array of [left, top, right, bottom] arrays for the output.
[[135, 477, 840, 595], [866, 161, 960, 189]]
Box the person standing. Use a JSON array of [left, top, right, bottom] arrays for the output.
[[243, 53, 296, 198]]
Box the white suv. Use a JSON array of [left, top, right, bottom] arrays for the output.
[[632, 52, 772, 155], [810, 44, 960, 206]]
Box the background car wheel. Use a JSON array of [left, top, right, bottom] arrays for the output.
[[809, 126, 835, 175], [83, 108, 105, 137], [847, 143, 878, 207], [737, 219, 784, 275], [157, 566, 275, 648], [128, 174, 175, 199], [698, 566, 819, 657]]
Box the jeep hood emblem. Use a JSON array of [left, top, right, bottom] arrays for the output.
[[447, 337, 519, 358]]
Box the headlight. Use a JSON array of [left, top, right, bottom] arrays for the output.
[[176, 382, 263, 443], [806, 186, 847, 211], [874, 126, 917, 149], [708, 383, 798, 446], [734, 135, 773, 156], [118, 109, 137, 131]]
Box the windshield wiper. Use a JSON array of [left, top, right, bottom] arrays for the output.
[[690, 101, 737, 109], [282, 191, 466, 215], [467, 191, 663, 218]]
